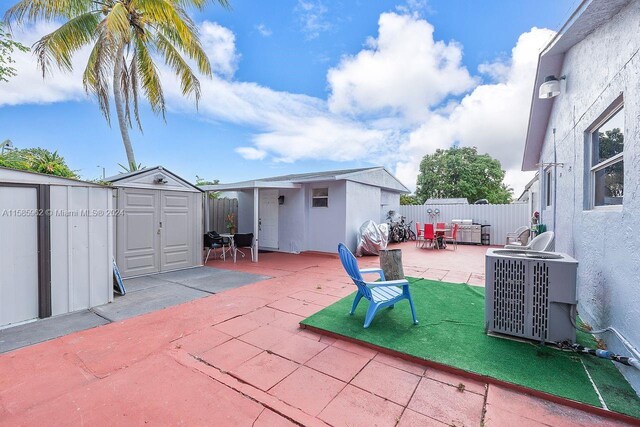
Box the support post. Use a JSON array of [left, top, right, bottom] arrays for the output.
[[253, 187, 259, 262]]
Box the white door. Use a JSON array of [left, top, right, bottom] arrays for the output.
[[259, 189, 279, 249], [117, 188, 160, 277], [0, 186, 39, 327], [160, 191, 193, 271]]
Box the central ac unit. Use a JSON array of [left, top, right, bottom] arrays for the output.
[[485, 249, 578, 344]]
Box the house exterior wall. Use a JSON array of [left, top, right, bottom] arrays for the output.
[[278, 187, 306, 253], [305, 181, 347, 253], [380, 190, 400, 223], [344, 181, 383, 251], [537, 1, 640, 391]]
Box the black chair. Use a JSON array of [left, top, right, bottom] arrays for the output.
[[204, 232, 222, 263], [233, 233, 254, 260], [204, 231, 233, 262]]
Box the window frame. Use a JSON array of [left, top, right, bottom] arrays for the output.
[[311, 187, 329, 208], [587, 102, 624, 210]]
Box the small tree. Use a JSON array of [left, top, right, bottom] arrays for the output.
[[0, 23, 28, 82], [195, 175, 220, 199], [0, 147, 77, 178], [415, 146, 512, 204], [400, 194, 420, 205]]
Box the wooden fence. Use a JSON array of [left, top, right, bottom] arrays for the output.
[[397, 203, 530, 245], [206, 197, 238, 233]]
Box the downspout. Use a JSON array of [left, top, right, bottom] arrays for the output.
[[553, 128, 558, 232]]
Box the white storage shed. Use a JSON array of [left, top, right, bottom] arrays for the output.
[[107, 166, 204, 278], [0, 167, 113, 328]]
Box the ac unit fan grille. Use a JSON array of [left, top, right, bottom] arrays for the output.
[[492, 258, 526, 336], [531, 262, 550, 340]]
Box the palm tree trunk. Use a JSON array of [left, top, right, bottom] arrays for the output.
[[113, 45, 137, 171]]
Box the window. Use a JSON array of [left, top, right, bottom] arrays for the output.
[[590, 106, 624, 207], [545, 170, 552, 207], [312, 188, 328, 207]]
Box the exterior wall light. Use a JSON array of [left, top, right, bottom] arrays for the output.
[[539, 75, 566, 99]]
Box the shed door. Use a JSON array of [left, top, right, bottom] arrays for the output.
[[259, 189, 279, 249], [160, 191, 193, 271], [117, 188, 160, 277], [0, 186, 39, 327]]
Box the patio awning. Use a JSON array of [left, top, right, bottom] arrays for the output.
[[199, 181, 302, 192], [201, 182, 302, 262]]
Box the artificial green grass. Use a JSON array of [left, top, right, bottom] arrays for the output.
[[301, 278, 640, 419]]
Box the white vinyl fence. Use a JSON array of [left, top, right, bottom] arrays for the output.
[[396, 203, 530, 245]]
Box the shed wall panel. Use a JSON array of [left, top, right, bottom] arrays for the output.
[[50, 186, 113, 316]]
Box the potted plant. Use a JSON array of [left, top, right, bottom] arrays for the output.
[[226, 213, 236, 234]]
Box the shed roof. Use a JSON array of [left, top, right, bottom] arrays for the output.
[[424, 198, 469, 205], [0, 166, 109, 187], [522, 0, 632, 171], [200, 167, 410, 193], [105, 166, 202, 192]]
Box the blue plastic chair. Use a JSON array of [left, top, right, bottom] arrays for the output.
[[338, 243, 418, 328]]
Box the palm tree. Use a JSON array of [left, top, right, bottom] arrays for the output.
[[4, 0, 229, 171]]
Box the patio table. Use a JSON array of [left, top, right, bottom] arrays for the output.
[[219, 233, 236, 262]]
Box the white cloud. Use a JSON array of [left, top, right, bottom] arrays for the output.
[[2, 14, 553, 196], [255, 24, 272, 37], [199, 21, 239, 79], [327, 12, 476, 122], [396, 0, 431, 16], [235, 147, 266, 160], [0, 22, 89, 106], [393, 27, 555, 193], [295, 0, 331, 40]]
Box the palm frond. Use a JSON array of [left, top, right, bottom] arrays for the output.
[[156, 22, 211, 77], [103, 2, 131, 44], [82, 27, 113, 123], [174, 0, 231, 10], [129, 53, 142, 130], [3, 0, 94, 26], [153, 32, 201, 103], [134, 37, 165, 119], [33, 11, 99, 75]]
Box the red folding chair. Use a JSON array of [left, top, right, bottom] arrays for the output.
[[422, 224, 435, 248], [444, 224, 459, 250], [415, 222, 423, 246]]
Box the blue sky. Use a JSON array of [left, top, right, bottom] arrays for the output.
[[0, 0, 578, 193]]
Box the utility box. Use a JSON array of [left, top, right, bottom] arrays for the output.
[[485, 248, 578, 344]]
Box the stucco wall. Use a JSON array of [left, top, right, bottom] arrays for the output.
[[537, 1, 640, 391], [345, 181, 383, 251], [305, 181, 347, 253], [278, 188, 306, 253], [380, 190, 401, 223]]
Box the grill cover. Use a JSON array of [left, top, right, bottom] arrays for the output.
[[355, 220, 389, 256]]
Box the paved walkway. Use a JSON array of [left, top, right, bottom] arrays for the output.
[[0, 243, 632, 426]]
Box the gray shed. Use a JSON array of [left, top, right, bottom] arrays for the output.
[[0, 167, 113, 328], [107, 166, 204, 278]]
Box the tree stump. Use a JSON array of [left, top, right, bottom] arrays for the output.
[[380, 249, 404, 281]]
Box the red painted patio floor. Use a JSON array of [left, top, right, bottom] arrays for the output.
[[0, 243, 633, 426]]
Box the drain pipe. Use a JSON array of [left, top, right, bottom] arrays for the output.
[[553, 128, 558, 232]]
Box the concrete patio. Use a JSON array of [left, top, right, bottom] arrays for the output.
[[0, 243, 632, 426]]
